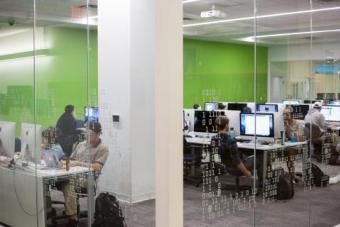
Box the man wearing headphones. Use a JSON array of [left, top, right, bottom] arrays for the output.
[[61, 121, 109, 225]]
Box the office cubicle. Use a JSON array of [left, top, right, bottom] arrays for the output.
[[183, 0, 340, 226]]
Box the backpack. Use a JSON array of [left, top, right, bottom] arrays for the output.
[[276, 172, 294, 200], [92, 192, 126, 227], [311, 163, 329, 187]]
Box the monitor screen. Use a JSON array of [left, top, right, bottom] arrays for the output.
[[194, 111, 225, 133], [321, 105, 340, 122], [283, 100, 301, 105], [256, 104, 278, 112], [329, 100, 340, 106], [84, 107, 99, 122], [240, 113, 274, 138], [228, 103, 247, 112], [21, 123, 42, 163], [0, 121, 16, 158], [289, 104, 310, 120], [204, 102, 218, 111]]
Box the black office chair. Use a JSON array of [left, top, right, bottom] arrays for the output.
[[304, 123, 325, 162], [49, 176, 96, 226], [183, 137, 202, 187], [222, 165, 254, 193]]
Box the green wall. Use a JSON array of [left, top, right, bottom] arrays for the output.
[[0, 27, 97, 134], [184, 38, 268, 108]]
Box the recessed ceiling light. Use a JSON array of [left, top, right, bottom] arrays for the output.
[[183, 6, 340, 28], [239, 28, 340, 42]]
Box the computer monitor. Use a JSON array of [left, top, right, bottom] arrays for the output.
[[224, 110, 241, 136], [256, 104, 278, 112], [21, 123, 42, 163], [288, 104, 310, 120], [283, 100, 301, 105], [183, 109, 195, 131], [194, 110, 225, 133], [321, 105, 340, 122], [84, 107, 99, 122], [240, 113, 274, 138], [204, 102, 218, 111], [0, 121, 16, 158], [329, 100, 340, 106], [227, 103, 248, 112]]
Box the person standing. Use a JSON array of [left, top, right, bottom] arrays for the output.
[[56, 105, 77, 157]]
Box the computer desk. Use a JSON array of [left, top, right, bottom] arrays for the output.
[[185, 137, 307, 189], [0, 165, 91, 227]]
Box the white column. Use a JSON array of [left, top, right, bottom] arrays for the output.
[[155, 0, 183, 227], [98, 0, 156, 202], [98, 0, 182, 225]]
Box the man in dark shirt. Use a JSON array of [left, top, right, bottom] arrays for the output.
[[56, 105, 77, 157], [212, 115, 253, 177]]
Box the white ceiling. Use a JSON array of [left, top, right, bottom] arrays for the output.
[[0, 0, 339, 45], [0, 0, 97, 28], [183, 0, 340, 45]]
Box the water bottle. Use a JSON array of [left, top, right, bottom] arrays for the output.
[[229, 127, 236, 139], [280, 130, 285, 145], [290, 132, 297, 143]]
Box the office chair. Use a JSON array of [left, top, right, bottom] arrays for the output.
[[223, 166, 254, 193], [183, 137, 202, 187], [49, 176, 96, 226], [304, 123, 325, 162]]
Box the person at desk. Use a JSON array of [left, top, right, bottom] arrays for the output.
[[61, 121, 108, 225], [212, 116, 253, 177], [283, 107, 304, 178], [56, 104, 77, 157], [41, 127, 65, 168], [283, 106, 304, 141], [304, 102, 327, 132]]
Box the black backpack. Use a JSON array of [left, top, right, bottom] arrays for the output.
[[276, 173, 294, 200], [312, 163, 329, 187], [92, 192, 126, 227]]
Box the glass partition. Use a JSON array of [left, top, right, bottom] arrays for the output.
[[183, 0, 340, 226], [183, 1, 257, 226], [0, 1, 37, 226]]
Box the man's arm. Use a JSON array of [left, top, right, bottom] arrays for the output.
[[229, 139, 252, 177], [237, 161, 252, 177], [69, 160, 103, 172]]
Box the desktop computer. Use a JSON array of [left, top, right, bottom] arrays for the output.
[[204, 102, 218, 111], [224, 110, 241, 136], [21, 123, 42, 163], [84, 106, 99, 122], [183, 109, 195, 131], [283, 100, 302, 105], [227, 103, 248, 112], [0, 121, 16, 158], [288, 104, 310, 120], [256, 104, 278, 112], [240, 113, 275, 142], [329, 100, 340, 106], [321, 105, 340, 122], [194, 110, 225, 135]]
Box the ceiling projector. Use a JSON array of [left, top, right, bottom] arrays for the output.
[[200, 5, 226, 19]]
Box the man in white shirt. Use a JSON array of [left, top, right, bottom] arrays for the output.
[[304, 102, 327, 132]]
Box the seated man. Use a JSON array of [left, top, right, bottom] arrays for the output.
[[283, 107, 305, 176], [211, 115, 253, 177], [41, 127, 64, 168], [283, 106, 304, 142], [304, 102, 327, 132], [61, 121, 109, 225]]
